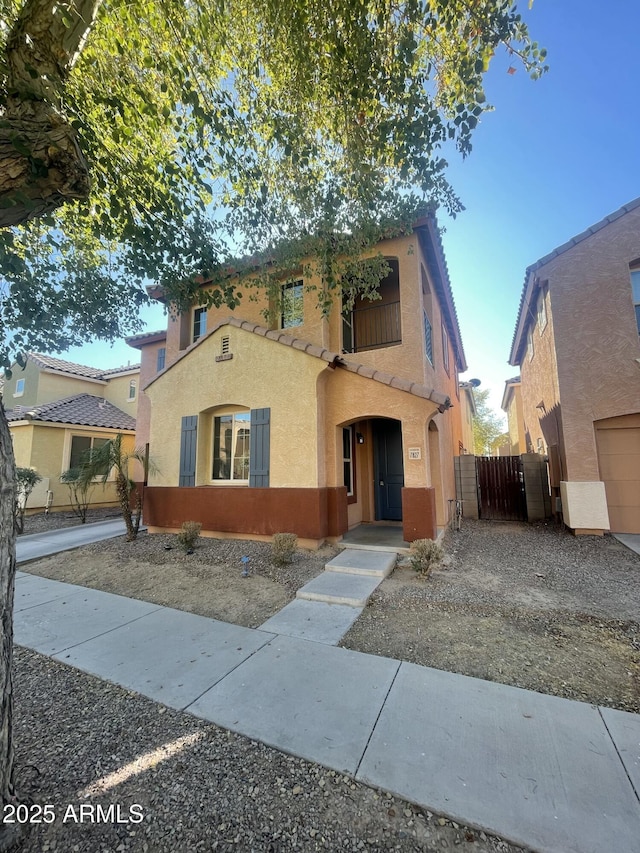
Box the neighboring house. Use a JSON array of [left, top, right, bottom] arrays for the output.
[[508, 198, 640, 535], [133, 213, 469, 546], [3, 354, 139, 511], [458, 380, 477, 454], [501, 376, 525, 456]]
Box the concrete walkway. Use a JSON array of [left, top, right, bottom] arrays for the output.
[[13, 565, 640, 853], [16, 519, 128, 564], [614, 533, 640, 558]]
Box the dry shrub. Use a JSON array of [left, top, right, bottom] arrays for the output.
[[272, 532, 298, 566], [410, 538, 443, 577], [177, 521, 202, 552]]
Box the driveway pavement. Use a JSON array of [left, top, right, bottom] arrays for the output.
[[14, 555, 640, 853]]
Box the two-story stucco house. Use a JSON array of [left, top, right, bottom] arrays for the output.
[[508, 198, 640, 535], [131, 213, 468, 547], [3, 353, 139, 512]]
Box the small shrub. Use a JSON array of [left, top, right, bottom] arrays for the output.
[[410, 538, 443, 577], [272, 532, 298, 566], [176, 521, 202, 552]]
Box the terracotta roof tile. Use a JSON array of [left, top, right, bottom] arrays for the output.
[[144, 317, 451, 408], [27, 353, 139, 380], [5, 394, 136, 430]]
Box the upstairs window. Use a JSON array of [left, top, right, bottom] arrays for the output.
[[527, 327, 535, 361], [423, 311, 433, 365], [442, 324, 450, 375], [537, 289, 547, 332], [156, 347, 166, 372], [128, 379, 136, 400], [632, 270, 640, 333], [193, 307, 207, 342], [14, 378, 25, 397], [281, 280, 304, 328]]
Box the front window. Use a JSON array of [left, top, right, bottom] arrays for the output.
[[193, 307, 207, 342], [69, 435, 111, 475], [14, 378, 25, 397], [156, 347, 166, 372], [212, 413, 250, 481], [632, 270, 640, 333], [537, 290, 547, 332], [281, 280, 304, 328], [343, 427, 354, 497], [128, 379, 136, 400]]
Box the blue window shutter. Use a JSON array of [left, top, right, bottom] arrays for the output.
[[249, 408, 270, 487], [179, 416, 198, 486]]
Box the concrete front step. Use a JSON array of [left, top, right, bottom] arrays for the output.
[[297, 571, 382, 607], [259, 599, 363, 645], [325, 549, 396, 578]]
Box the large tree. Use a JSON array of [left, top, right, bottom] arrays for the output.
[[0, 0, 545, 840]]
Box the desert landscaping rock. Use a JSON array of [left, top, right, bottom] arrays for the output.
[[14, 648, 526, 853], [341, 519, 640, 712]]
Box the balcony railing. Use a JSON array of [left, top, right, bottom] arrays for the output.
[[343, 300, 401, 353]]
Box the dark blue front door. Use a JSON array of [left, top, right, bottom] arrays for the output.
[[374, 420, 404, 520]]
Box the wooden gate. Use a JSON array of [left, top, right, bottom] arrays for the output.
[[476, 456, 527, 521]]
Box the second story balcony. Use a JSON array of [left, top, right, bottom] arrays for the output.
[[342, 258, 401, 354], [342, 300, 401, 353]]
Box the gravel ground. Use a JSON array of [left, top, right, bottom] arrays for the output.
[[12, 648, 526, 853], [341, 519, 640, 712], [19, 507, 123, 535], [19, 532, 338, 628]]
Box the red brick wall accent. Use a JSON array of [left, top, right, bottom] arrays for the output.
[[144, 486, 348, 541], [402, 487, 437, 541]]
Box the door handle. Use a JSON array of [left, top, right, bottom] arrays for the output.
[[379, 480, 384, 486]]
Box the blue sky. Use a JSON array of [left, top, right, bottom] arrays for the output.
[[65, 0, 639, 420]]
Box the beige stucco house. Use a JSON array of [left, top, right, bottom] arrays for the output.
[[508, 198, 640, 535], [501, 377, 525, 456], [132, 214, 469, 546], [4, 353, 139, 512]]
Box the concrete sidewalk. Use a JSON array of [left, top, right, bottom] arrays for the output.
[[16, 519, 129, 564], [13, 571, 640, 853]]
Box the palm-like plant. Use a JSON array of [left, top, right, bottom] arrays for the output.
[[75, 434, 153, 541]]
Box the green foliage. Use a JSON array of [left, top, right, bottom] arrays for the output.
[[14, 466, 42, 533], [410, 538, 444, 578], [473, 388, 507, 456], [271, 533, 298, 566], [60, 466, 94, 523], [0, 0, 546, 368], [176, 521, 202, 552], [73, 434, 153, 541]]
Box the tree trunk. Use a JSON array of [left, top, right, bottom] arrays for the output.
[[0, 0, 104, 227], [0, 405, 20, 850]]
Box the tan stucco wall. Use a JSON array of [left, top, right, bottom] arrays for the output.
[[36, 371, 106, 404], [10, 423, 134, 509], [4, 360, 41, 406], [103, 371, 140, 415], [146, 327, 327, 488], [504, 383, 525, 455], [10, 423, 34, 467], [134, 341, 167, 449]]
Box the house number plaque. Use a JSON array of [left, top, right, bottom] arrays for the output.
[[408, 448, 421, 460]]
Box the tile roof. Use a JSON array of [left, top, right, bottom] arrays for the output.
[[6, 394, 136, 430], [27, 353, 139, 379], [146, 317, 451, 410], [125, 330, 167, 349]]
